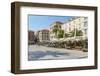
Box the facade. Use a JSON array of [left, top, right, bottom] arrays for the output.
[[28, 31, 36, 44], [50, 21, 63, 41], [38, 29, 50, 42], [62, 17, 88, 39], [29, 17, 88, 44]]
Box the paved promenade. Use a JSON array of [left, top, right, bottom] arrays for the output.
[[28, 45, 88, 60]]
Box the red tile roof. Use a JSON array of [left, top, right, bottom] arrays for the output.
[[41, 29, 49, 32]]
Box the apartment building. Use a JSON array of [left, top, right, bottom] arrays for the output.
[[38, 29, 50, 42], [28, 31, 36, 44], [50, 21, 63, 41], [62, 17, 88, 38]]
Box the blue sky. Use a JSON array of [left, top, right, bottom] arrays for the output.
[[28, 15, 73, 32]]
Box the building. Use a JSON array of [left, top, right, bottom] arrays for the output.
[[38, 29, 50, 42], [50, 21, 63, 41], [62, 17, 88, 39], [28, 31, 36, 44], [35, 30, 40, 41]]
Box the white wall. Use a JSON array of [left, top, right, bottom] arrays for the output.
[[0, 0, 99, 76]]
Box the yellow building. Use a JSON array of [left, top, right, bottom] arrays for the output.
[[50, 21, 63, 41]]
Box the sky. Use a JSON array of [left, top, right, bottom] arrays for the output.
[[28, 15, 73, 32]]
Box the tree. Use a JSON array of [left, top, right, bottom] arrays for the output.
[[65, 33, 69, 38], [76, 29, 83, 36], [68, 29, 83, 37], [65, 33, 71, 38], [70, 30, 75, 37], [52, 29, 59, 37], [57, 30, 64, 38]]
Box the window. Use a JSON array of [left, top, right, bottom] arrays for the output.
[[84, 29, 87, 35], [84, 17, 88, 20], [84, 21, 88, 27]]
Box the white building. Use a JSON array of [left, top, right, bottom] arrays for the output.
[[62, 17, 88, 39], [38, 29, 50, 42]]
